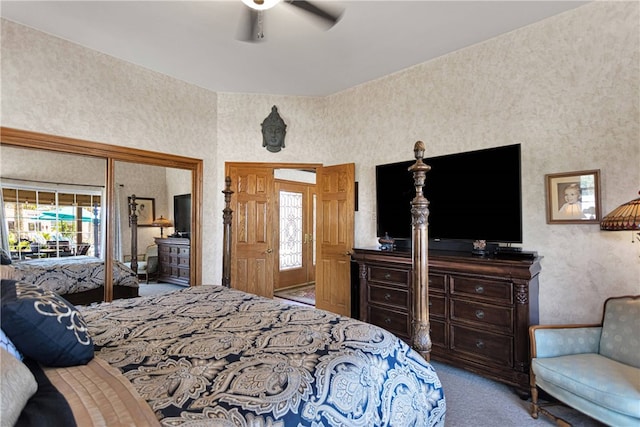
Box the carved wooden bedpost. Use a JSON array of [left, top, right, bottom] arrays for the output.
[[408, 141, 432, 359], [128, 194, 139, 274], [222, 176, 234, 288]]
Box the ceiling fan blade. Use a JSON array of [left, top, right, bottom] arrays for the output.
[[238, 8, 264, 42], [285, 1, 343, 27]]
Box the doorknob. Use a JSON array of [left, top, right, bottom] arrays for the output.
[[344, 251, 352, 256], [265, 248, 273, 254]]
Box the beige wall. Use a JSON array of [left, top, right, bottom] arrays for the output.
[[2, 1, 638, 323], [326, 1, 640, 324]]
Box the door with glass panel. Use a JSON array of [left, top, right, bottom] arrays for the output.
[[275, 181, 316, 290]]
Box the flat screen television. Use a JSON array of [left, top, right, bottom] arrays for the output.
[[173, 193, 191, 238], [375, 144, 522, 248]]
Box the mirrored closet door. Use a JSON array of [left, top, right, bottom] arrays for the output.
[[1, 127, 203, 303]]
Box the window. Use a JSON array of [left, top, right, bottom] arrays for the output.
[[2, 185, 102, 260], [279, 190, 303, 270]]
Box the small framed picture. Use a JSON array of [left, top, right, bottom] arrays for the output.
[[128, 196, 155, 227], [545, 170, 601, 224]]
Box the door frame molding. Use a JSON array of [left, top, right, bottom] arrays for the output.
[[224, 162, 322, 295]]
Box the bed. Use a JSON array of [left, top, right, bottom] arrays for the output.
[[1, 142, 444, 426], [0, 196, 145, 306], [1, 256, 139, 306]]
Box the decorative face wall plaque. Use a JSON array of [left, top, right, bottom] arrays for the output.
[[261, 105, 287, 153]]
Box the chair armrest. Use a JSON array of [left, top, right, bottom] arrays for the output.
[[530, 324, 602, 358]]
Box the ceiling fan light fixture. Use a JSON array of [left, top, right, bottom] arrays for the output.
[[242, 0, 281, 11]]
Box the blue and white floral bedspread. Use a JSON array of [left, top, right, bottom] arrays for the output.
[[80, 285, 446, 426]]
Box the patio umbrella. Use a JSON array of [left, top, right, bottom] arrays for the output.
[[37, 208, 95, 222]]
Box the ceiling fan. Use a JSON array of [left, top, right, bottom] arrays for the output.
[[239, 0, 343, 42]]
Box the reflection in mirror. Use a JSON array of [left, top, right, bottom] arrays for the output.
[[0, 145, 125, 305], [1, 127, 203, 303], [115, 161, 192, 287], [1, 146, 106, 261]]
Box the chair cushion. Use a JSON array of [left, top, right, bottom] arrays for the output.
[[532, 353, 640, 418], [599, 296, 640, 368], [1, 279, 94, 367], [124, 261, 148, 273]]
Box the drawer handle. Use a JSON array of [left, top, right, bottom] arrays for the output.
[[384, 273, 391, 280], [384, 318, 391, 324], [428, 301, 433, 307], [476, 340, 485, 349], [475, 310, 485, 319], [384, 293, 391, 301], [475, 285, 485, 294]]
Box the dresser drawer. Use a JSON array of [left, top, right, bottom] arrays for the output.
[[178, 268, 190, 279], [451, 324, 513, 367], [450, 276, 513, 304], [428, 273, 446, 291], [450, 300, 513, 334], [368, 306, 410, 340], [159, 253, 172, 264], [178, 247, 190, 257], [368, 266, 409, 286], [429, 293, 446, 318], [430, 319, 446, 348], [159, 264, 174, 275], [369, 284, 409, 309], [178, 257, 190, 267]]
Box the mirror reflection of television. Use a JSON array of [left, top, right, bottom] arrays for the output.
[[173, 194, 191, 238], [375, 144, 522, 250]]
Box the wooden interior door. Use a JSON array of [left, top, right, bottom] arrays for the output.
[[228, 165, 275, 297], [275, 181, 316, 290], [315, 163, 355, 316]]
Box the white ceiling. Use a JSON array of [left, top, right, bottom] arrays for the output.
[[1, 1, 587, 96]]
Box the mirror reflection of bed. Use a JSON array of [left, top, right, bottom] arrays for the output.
[[0, 128, 203, 305]]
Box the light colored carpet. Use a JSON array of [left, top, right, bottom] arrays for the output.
[[432, 361, 605, 427]]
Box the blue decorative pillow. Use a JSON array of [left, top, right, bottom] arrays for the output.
[[0, 328, 23, 361], [0, 279, 94, 367]]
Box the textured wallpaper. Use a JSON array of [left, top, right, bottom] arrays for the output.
[[2, 1, 638, 323]]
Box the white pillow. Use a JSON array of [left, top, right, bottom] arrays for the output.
[[0, 347, 38, 427]]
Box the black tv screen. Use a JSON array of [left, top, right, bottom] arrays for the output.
[[173, 193, 191, 236], [376, 144, 522, 244]]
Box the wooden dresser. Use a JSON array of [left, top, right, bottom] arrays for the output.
[[352, 247, 541, 395], [155, 237, 190, 286]]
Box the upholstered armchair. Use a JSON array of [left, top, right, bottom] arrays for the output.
[[124, 244, 158, 284], [529, 295, 640, 426]]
